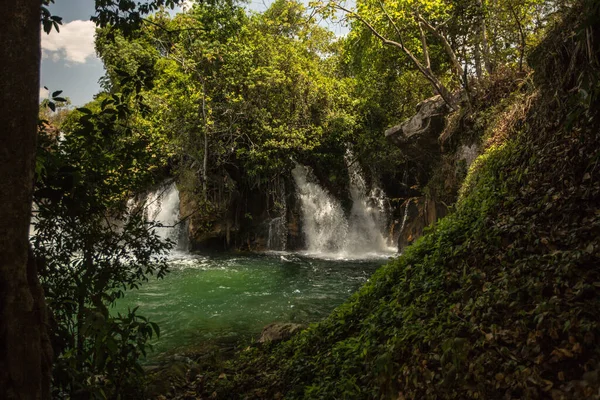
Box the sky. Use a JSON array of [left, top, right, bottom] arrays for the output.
[[41, 0, 349, 107], [40, 0, 102, 106]]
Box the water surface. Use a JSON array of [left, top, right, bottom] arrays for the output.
[[114, 251, 393, 358]]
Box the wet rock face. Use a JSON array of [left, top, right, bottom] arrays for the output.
[[179, 177, 304, 252], [257, 323, 304, 344], [385, 95, 450, 160], [397, 196, 448, 252]]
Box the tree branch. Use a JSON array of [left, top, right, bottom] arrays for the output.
[[335, 4, 457, 109], [378, 1, 405, 48], [414, 13, 464, 78], [418, 22, 431, 71]]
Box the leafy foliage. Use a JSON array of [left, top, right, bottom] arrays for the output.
[[34, 0, 600, 397], [41, 0, 63, 34], [34, 75, 171, 398], [95, 0, 361, 236]]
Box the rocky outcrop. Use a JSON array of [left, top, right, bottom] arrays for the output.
[[257, 323, 304, 344], [179, 189, 238, 251], [145, 360, 190, 398], [457, 143, 480, 169], [385, 96, 457, 252], [179, 176, 305, 252], [385, 95, 450, 160], [285, 205, 303, 251]]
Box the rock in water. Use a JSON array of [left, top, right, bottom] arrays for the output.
[[257, 323, 304, 344]]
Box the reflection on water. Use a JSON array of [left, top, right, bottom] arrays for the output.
[[113, 251, 393, 358]]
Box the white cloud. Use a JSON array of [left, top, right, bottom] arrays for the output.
[[181, 0, 195, 11], [39, 87, 49, 100], [42, 20, 98, 64]]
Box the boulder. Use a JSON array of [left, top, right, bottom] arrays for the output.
[[257, 323, 304, 344], [385, 95, 450, 160]]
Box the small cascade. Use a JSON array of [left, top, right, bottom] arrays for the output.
[[267, 216, 287, 250], [145, 181, 188, 251], [292, 163, 348, 253], [292, 159, 395, 258], [398, 200, 410, 238], [398, 170, 410, 241], [344, 150, 393, 255]]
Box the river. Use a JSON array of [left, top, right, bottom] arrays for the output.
[[114, 250, 392, 358]]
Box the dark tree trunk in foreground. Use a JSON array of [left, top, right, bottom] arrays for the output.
[[0, 1, 52, 399]]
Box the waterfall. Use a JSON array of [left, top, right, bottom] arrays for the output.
[[145, 181, 187, 251], [267, 216, 287, 250], [292, 160, 395, 258], [398, 200, 410, 239], [398, 170, 410, 242], [344, 151, 391, 255], [292, 163, 348, 253]]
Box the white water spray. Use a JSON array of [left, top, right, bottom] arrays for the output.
[[345, 151, 392, 254], [145, 182, 187, 251], [292, 161, 395, 259], [292, 164, 348, 254]]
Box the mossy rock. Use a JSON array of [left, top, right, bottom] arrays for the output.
[[145, 360, 193, 398], [257, 323, 305, 344]]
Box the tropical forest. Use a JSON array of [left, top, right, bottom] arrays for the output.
[[1, 0, 600, 398]]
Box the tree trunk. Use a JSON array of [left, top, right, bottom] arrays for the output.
[[508, 3, 527, 71], [0, 2, 52, 399], [478, 0, 494, 74], [474, 42, 483, 79]]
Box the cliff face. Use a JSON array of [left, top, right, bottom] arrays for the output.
[[397, 195, 448, 250], [386, 66, 532, 252], [386, 93, 481, 252], [193, 4, 600, 398], [385, 95, 449, 158], [179, 174, 305, 252]]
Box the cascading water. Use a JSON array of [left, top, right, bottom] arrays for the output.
[[267, 217, 287, 250], [145, 181, 187, 251], [292, 164, 348, 253], [292, 160, 395, 259], [344, 150, 392, 255]]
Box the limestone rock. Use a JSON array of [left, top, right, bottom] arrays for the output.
[[257, 323, 304, 344], [385, 95, 450, 159], [457, 143, 480, 169]]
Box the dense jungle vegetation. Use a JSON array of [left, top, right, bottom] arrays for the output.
[[1, 0, 598, 398]]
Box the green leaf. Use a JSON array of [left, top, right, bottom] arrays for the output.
[[77, 107, 93, 115], [150, 322, 160, 338]]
